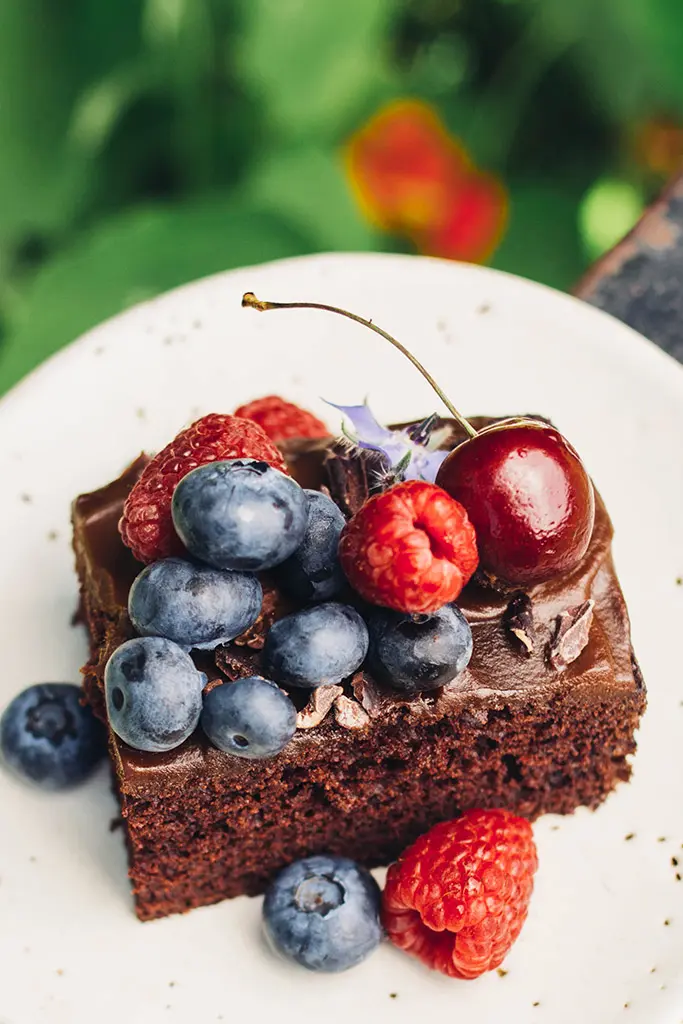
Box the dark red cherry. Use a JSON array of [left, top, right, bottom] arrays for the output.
[[435, 421, 595, 586]]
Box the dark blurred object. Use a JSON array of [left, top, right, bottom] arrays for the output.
[[575, 173, 683, 363]]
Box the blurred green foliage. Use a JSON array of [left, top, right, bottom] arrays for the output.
[[0, 0, 681, 392]]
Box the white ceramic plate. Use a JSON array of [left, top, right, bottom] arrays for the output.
[[1, 253, 682, 1024]]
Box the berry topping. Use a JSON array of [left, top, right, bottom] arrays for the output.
[[172, 459, 308, 572], [436, 420, 595, 586], [234, 395, 329, 442], [201, 677, 296, 759], [367, 603, 473, 694], [338, 480, 478, 614], [274, 489, 346, 602], [128, 557, 262, 650], [120, 414, 287, 564], [0, 684, 105, 790], [242, 294, 595, 590], [382, 809, 538, 979], [264, 602, 369, 688], [104, 637, 204, 752], [263, 855, 382, 972]]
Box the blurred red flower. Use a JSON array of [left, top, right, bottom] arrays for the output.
[[345, 99, 508, 263], [633, 117, 683, 178]]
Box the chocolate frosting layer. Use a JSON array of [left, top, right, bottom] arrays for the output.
[[72, 419, 642, 797]]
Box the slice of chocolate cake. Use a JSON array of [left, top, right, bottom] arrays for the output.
[[73, 419, 645, 922]]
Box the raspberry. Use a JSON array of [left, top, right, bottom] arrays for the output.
[[120, 414, 287, 564], [382, 809, 538, 979], [234, 395, 329, 442], [338, 480, 478, 614]]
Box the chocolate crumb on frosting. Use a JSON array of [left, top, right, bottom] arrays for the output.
[[233, 579, 293, 650], [296, 685, 343, 730], [323, 445, 378, 516], [334, 695, 370, 730], [351, 673, 384, 719], [548, 600, 595, 669], [503, 593, 535, 656]]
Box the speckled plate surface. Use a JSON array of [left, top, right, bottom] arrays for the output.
[[1, 252, 682, 1024]]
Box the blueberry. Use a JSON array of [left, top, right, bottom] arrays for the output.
[[104, 637, 204, 752], [367, 603, 473, 694], [263, 855, 382, 972], [201, 676, 296, 759], [264, 603, 369, 688], [129, 557, 262, 650], [275, 489, 346, 602], [0, 684, 105, 790], [172, 459, 308, 572]]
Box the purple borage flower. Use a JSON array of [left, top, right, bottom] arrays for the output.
[[325, 401, 450, 484]]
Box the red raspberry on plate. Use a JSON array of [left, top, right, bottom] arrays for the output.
[[382, 809, 538, 979], [338, 480, 478, 613], [234, 395, 329, 442], [120, 414, 288, 564]]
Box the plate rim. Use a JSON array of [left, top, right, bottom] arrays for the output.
[[2, 251, 683, 424], [1, 250, 683, 1024]]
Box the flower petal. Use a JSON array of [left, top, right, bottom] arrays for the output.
[[326, 398, 449, 484], [404, 448, 449, 483], [324, 400, 395, 446]]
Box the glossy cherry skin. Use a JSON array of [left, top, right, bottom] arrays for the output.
[[435, 421, 595, 586]]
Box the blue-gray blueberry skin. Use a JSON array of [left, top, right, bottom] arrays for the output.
[[201, 677, 296, 759], [274, 489, 346, 602], [366, 603, 473, 695], [0, 683, 105, 790], [171, 459, 308, 572], [263, 602, 369, 688], [263, 855, 382, 972], [104, 637, 204, 753], [128, 557, 262, 650]]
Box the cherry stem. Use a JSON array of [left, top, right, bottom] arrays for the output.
[[241, 292, 477, 438]]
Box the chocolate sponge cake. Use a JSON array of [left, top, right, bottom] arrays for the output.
[[73, 418, 645, 922]]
